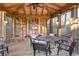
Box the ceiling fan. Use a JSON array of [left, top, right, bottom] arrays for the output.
[[26, 3, 42, 9]]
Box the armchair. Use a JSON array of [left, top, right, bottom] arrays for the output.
[[32, 40, 51, 56], [57, 39, 76, 56]]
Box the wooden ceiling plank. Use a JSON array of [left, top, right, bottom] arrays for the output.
[[50, 3, 63, 9], [6, 4, 18, 9], [16, 4, 24, 10], [44, 4, 58, 11], [38, 4, 51, 16], [41, 5, 44, 16], [52, 4, 75, 17]]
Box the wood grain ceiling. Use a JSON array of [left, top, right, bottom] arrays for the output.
[[0, 3, 77, 19]]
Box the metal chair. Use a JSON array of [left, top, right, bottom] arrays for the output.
[[0, 43, 9, 56], [32, 40, 51, 56], [57, 39, 76, 56]]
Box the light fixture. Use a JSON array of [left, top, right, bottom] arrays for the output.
[[4, 20, 8, 24], [70, 18, 74, 25], [66, 21, 69, 25], [56, 21, 59, 25], [74, 18, 78, 23]]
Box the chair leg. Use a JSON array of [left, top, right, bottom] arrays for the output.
[[49, 45, 51, 55], [38, 50, 40, 53], [69, 51, 73, 56], [45, 51, 48, 56], [57, 48, 60, 56], [1, 51, 4, 56], [49, 50, 51, 55], [55, 41, 58, 45], [30, 39, 32, 46], [34, 50, 36, 56], [6, 47, 9, 55]]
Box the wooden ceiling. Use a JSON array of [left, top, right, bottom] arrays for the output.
[[0, 3, 77, 19]]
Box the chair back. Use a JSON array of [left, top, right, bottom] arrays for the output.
[[69, 41, 76, 51], [32, 40, 49, 51]]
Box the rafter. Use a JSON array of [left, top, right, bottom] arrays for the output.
[[38, 4, 49, 13], [6, 4, 19, 9], [23, 4, 27, 16], [16, 4, 24, 10], [41, 5, 44, 16], [0, 3, 77, 20], [44, 4, 58, 11], [36, 6, 37, 15], [52, 4, 75, 17], [30, 6, 32, 15]]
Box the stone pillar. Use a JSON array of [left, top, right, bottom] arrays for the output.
[[12, 17, 16, 37], [57, 14, 61, 37]]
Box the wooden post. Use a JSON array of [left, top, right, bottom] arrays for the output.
[[71, 5, 78, 39], [12, 17, 16, 37], [26, 18, 29, 34], [70, 5, 78, 53], [57, 14, 61, 37], [19, 18, 23, 37], [0, 11, 6, 42], [38, 18, 40, 34], [49, 18, 53, 33]]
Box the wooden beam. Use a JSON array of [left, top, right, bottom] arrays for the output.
[[30, 6, 32, 15], [51, 4, 76, 17], [23, 4, 27, 16], [38, 4, 51, 16], [44, 4, 58, 11], [16, 4, 24, 10], [36, 6, 37, 15], [50, 3, 63, 9], [6, 4, 20, 9], [38, 4, 49, 13], [41, 5, 44, 16]]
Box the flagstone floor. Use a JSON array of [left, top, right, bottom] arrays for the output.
[[4, 39, 79, 56]]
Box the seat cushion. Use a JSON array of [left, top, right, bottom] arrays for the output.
[[33, 40, 47, 45]]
